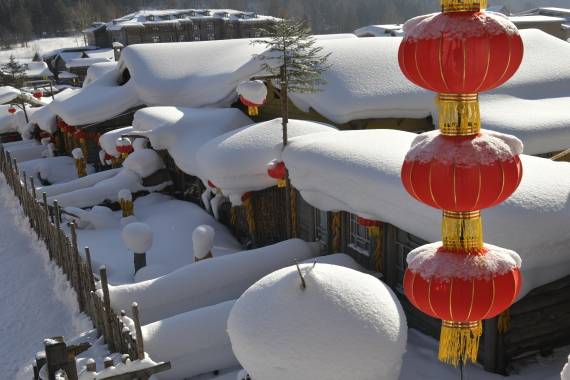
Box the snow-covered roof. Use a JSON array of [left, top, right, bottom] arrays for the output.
[[509, 15, 566, 24], [0, 86, 20, 104], [83, 61, 117, 87], [282, 128, 570, 298], [84, 48, 115, 61], [29, 88, 79, 132], [23, 62, 53, 78], [66, 57, 111, 69], [353, 24, 404, 37], [131, 107, 253, 178], [58, 71, 79, 79], [197, 118, 337, 205], [0, 105, 29, 135], [106, 8, 278, 31]]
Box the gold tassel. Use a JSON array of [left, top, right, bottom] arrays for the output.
[[75, 158, 87, 178], [497, 309, 511, 334], [80, 138, 88, 161], [248, 106, 259, 116], [439, 321, 483, 366], [120, 199, 134, 218], [441, 0, 486, 12], [277, 178, 286, 188], [230, 206, 237, 227], [370, 225, 383, 272], [442, 211, 484, 253], [437, 94, 481, 136], [290, 187, 298, 238], [243, 196, 256, 236], [331, 212, 342, 252]]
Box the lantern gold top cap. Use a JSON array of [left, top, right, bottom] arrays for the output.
[[441, 0, 487, 12]]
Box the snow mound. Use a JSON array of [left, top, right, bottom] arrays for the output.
[[122, 148, 165, 178], [122, 222, 153, 253], [108, 239, 320, 323], [193, 225, 215, 260], [83, 61, 117, 87], [142, 300, 238, 380], [406, 129, 523, 165], [63, 206, 118, 230], [118, 189, 132, 202], [562, 355, 570, 380], [407, 242, 521, 280], [228, 263, 407, 380], [197, 118, 337, 204], [0, 86, 20, 104]]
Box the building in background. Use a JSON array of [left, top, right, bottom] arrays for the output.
[[84, 9, 279, 48], [511, 7, 570, 40]]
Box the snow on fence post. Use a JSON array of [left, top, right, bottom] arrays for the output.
[[193, 225, 215, 262], [131, 302, 145, 360], [44, 337, 78, 380]]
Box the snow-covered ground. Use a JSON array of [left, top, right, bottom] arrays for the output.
[[0, 36, 85, 62], [0, 175, 90, 380]]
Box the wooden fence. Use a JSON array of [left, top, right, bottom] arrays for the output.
[[0, 147, 149, 377]]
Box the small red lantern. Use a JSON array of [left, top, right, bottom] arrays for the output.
[[401, 131, 523, 212], [398, 12, 523, 95], [207, 180, 217, 189], [116, 144, 134, 155], [356, 216, 381, 228], [237, 80, 267, 117], [267, 161, 287, 188], [8, 107, 17, 114], [33, 91, 43, 99]]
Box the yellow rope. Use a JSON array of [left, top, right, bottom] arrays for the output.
[[497, 309, 511, 334], [230, 206, 237, 227], [75, 158, 87, 178], [370, 225, 383, 272], [120, 199, 134, 217], [331, 212, 341, 253], [243, 197, 256, 236], [290, 188, 297, 238]]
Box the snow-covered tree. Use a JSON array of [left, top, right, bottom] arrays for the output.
[[253, 18, 330, 147], [1, 55, 27, 86]]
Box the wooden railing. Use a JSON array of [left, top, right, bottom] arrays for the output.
[[0, 147, 167, 378]]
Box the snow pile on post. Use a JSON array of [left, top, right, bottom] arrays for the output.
[[122, 222, 153, 254], [283, 128, 570, 297], [131, 107, 253, 178], [142, 300, 237, 380], [108, 239, 321, 323], [228, 263, 407, 380], [193, 225, 215, 261], [197, 118, 337, 205]]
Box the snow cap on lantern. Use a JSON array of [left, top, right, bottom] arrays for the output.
[[228, 263, 407, 380], [237, 80, 267, 117]]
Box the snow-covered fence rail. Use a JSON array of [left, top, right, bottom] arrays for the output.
[[0, 147, 146, 370]]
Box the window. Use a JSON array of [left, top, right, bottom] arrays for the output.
[[193, 24, 199, 32], [207, 33, 215, 40], [194, 36, 201, 41], [179, 34, 185, 41], [254, 30, 262, 38], [314, 210, 328, 246], [348, 214, 372, 256], [152, 35, 160, 43], [393, 229, 426, 293]]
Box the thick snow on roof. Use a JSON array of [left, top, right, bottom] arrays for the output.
[[58, 70, 79, 79], [51, 69, 140, 126], [0, 86, 20, 104], [84, 48, 115, 60], [197, 118, 337, 204], [118, 38, 268, 107], [283, 129, 570, 297], [23, 61, 53, 78], [29, 88, 79, 132], [509, 15, 566, 23], [0, 105, 29, 135], [132, 107, 252, 178], [66, 57, 110, 69], [83, 61, 117, 87], [353, 24, 404, 37]]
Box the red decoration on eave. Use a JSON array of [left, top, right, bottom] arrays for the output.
[[241, 192, 253, 202], [404, 267, 522, 322], [398, 12, 523, 94], [116, 144, 134, 155], [39, 131, 51, 139], [33, 91, 43, 99], [74, 130, 87, 140], [207, 180, 217, 189], [8, 107, 16, 114], [356, 216, 381, 228]]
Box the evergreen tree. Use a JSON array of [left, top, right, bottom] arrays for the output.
[[253, 18, 330, 238], [1, 55, 27, 86]]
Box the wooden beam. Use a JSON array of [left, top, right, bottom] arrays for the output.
[[96, 362, 171, 380]]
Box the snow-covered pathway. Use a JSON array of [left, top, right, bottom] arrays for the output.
[[0, 175, 91, 379]]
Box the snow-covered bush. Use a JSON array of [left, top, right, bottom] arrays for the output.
[[227, 263, 407, 380]]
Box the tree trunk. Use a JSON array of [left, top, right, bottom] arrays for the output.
[[280, 66, 292, 239]]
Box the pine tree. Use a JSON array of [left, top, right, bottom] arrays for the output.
[[1, 55, 27, 86], [253, 18, 330, 238]]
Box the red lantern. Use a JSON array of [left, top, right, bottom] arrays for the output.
[[267, 161, 287, 188], [241, 192, 253, 203], [356, 217, 381, 228], [404, 244, 522, 323], [401, 132, 523, 212], [237, 80, 267, 117], [116, 144, 134, 155], [398, 12, 523, 94], [8, 107, 17, 114], [39, 131, 51, 139], [33, 91, 43, 99]]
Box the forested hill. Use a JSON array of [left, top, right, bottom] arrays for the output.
[[1, 0, 569, 46]]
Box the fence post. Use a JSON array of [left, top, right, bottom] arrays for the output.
[[69, 222, 85, 310], [84, 247, 95, 292], [100, 266, 116, 352], [44, 337, 78, 380], [132, 302, 145, 360]]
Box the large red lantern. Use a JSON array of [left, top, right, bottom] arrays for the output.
[[398, 0, 524, 368], [401, 131, 523, 212]]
